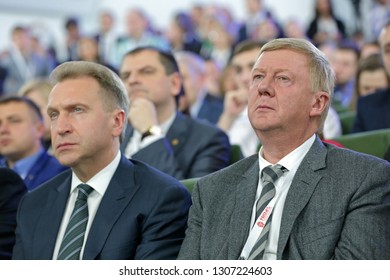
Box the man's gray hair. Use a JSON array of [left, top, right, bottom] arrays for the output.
[[50, 61, 129, 142], [259, 38, 335, 133]]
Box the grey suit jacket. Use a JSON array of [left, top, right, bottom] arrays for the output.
[[178, 137, 390, 259]]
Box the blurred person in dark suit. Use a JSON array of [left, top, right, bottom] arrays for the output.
[[175, 51, 223, 124], [119, 46, 231, 179], [0, 168, 26, 259], [0, 25, 54, 95], [353, 21, 390, 132]]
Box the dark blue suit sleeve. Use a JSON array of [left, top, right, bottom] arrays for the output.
[[134, 182, 191, 259]]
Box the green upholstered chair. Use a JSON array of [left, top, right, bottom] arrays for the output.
[[338, 111, 356, 135], [230, 144, 244, 165], [332, 128, 390, 159], [339, 111, 356, 135], [180, 177, 199, 193]]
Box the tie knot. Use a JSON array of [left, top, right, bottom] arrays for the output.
[[77, 184, 94, 201], [261, 164, 287, 184]]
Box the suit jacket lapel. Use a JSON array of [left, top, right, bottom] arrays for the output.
[[33, 173, 71, 259], [277, 137, 327, 258], [82, 156, 139, 260], [226, 158, 259, 259], [166, 112, 188, 153]]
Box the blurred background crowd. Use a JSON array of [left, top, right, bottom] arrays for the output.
[[0, 0, 389, 143]]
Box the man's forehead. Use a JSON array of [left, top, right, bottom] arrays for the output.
[[122, 52, 161, 70], [232, 49, 260, 65]]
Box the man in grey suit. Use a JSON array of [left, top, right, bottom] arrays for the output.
[[178, 38, 390, 260]]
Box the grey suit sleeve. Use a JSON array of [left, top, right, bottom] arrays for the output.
[[334, 160, 390, 259], [177, 181, 202, 260]]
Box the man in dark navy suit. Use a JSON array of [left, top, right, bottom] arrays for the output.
[[353, 21, 390, 133], [0, 168, 26, 259], [119, 46, 230, 180], [175, 51, 223, 124], [12, 61, 191, 260]]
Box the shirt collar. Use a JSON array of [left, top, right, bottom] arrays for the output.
[[160, 111, 176, 135], [70, 150, 121, 196], [258, 134, 316, 174], [13, 147, 45, 179]]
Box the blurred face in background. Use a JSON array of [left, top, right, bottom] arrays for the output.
[[178, 61, 204, 106], [231, 48, 261, 89], [78, 37, 99, 61], [379, 25, 390, 76], [25, 89, 51, 139], [0, 101, 44, 164], [331, 49, 358, 85], [100, 12, 114, 33], [358, 68, 389, 96]]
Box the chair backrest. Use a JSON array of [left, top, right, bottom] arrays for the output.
[[332, 128, 390, 159], [230, 144, 244, 165], [180, 177, 199, 193], [338, 111, 356, 135]]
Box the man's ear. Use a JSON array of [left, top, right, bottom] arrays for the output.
[[34, 120, 46, 139], [170, 72, 182, 98], [112, 109, 126, 137], [309, 91, 330, 117]]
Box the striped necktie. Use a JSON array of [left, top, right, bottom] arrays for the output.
[[57, 184, 94, 260], [248, 164, 286, 260]]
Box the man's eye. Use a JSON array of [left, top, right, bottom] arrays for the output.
[[253, 74, 264, 80], [49, 112, 58, 120], [120, 73, 130, 80], [73, 107, 83, 113]]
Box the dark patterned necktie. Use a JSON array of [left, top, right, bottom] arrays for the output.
[[57, 184, 94, 260], [248, 164, 286, 260]]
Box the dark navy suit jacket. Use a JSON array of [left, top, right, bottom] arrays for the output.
[[121, 112, 231, 180], [12, 155, 191, 260], [0, 168, 27, 259], [196, 93, 224, 125], [0, 150, 68, 191], [353, 89, 390, 133]]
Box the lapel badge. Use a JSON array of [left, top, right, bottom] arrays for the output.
[[171, 138, 179, 146]]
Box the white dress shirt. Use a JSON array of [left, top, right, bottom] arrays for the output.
[[227, 106, 259, 158], [124, 112, 176, 158], [240, 134, 315, 260], [52, 151, 121, 259]]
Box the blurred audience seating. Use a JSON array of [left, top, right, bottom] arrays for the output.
[[333, 128, 390, 159], [339, 110, 356, 135]]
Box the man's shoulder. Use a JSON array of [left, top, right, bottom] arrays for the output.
[[322, 142, 390, 172], [35, 151, 69, 173], [199, 155, 258, 183], [359, 88, 390, 105], [24, 169, 72, 199], [178, 112, 225, 135], [120, 156, 189, 193]]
